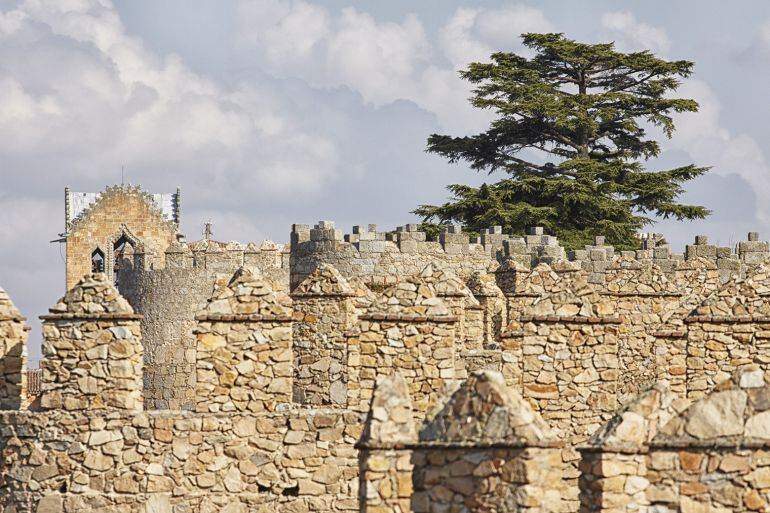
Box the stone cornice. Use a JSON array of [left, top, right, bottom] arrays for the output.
[[195, 314, 293, 322], [518, 315, 622, 324], [359, 313, 458, 323], [40, 313, 142, 321]]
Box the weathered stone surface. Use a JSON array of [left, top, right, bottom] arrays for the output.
[[40, 273, 143, 412]]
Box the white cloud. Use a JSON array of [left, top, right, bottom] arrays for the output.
[[237, 1, 431, 106], [235, 0, 554, 134], [0, 0, 339, 194], [667, 79, 770, 224], [440, 5, 554, 69], [601, 12, 670, 54]]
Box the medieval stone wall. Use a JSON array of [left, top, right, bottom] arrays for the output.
[[8, 260, 770, 511], [32, 186, 770, 511], [0, 287, 27, 409], [117, 243, 290, 410]]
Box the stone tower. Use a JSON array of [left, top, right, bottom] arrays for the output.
[[62, 185, 181, 290]]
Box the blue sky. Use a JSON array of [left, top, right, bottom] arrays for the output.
[[1, 0, 770, 361]]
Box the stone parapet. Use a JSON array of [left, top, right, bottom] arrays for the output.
[[292, 264, 357, 406], [359, 371, 564, 513], [0, 287, 28, 409], [40, 274, 143, 412], [0, 407, 362, 512], [346, 277, 457, 416], [194, 267, 293, 413]]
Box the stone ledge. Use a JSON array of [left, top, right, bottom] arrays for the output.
[[39, 313, 143, 321], [290, 291, 355, 298], [651, 330, 687, 338], [0, 314, 26, 322], [195, 313, 293, 322], [500, 330, 524, 338], [601, 292, 682, 297], [650, 439, 770, 450], [359, 314, 458, 323], [356, 440, 564, 450], [519, 315, 622, 324], [685, 315, 770, 323], [577, 443, 649, 454]]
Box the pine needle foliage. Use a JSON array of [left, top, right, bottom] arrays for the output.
[[414, 33, 710, 250]]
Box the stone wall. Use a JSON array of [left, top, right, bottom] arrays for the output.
[[0, 287, 27, 409], [40, 274, 144, 412], [685, 264, 770, 400], [194, 267, 293, 413], [603, 261, 683, 403], [29, 197, 770, 513], [118, 241, 290, 410], [0, 408, 362, 512], [291, 264, 356, 406], [581, 366, 770, 512], [358, 371, 564, 513], [289, 222, 572, 290], [346, 275, 457, 417]]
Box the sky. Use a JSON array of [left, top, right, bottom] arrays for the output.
[[2, 0, 770, 362]]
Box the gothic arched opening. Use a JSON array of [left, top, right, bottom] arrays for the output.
[[91, 248, 105, 274], [113, 235, 135, 287]]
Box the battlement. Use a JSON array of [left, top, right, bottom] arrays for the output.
[[42, 183, 770, 511], [290, 220, 770, 294], [4, 259, 770, 511]]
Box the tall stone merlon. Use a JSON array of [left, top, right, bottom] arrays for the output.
[[514, 264, 619, 511], [357, 372, 417, 513], [414, 371, 564, 512], [291, 263, 356, 406], [347, 275, 457, 416], [516, 264, 620, 440], [194, 267, 293, 413], [648, 366, 770, 512], [579, 381, 685, 513], [603, 260, 683, 403], [466, 270, 507, 350], [0, 287, 28, 409], [738, 231, 770, 264], [39, 273, 143, 411], [418, 263, 478, 379], [684, 263, 770, 400]]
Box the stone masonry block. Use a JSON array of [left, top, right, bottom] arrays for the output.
[[570, 249, 589, 260], [589, 249, 606, 261], [739, 241, 769, 253], [439, 232, 469, 245], [504, 239, 527, 255], [696, 245, 717, 258]]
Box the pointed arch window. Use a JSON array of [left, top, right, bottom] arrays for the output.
[[113, 235, 135, 287], [91, 248, 105, 274]]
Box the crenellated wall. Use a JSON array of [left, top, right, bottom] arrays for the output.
[[117, 241, 290, 410], [17, 214, 770, 511]]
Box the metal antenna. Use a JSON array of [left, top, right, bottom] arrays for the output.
[[204, 220, 213, 241]]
